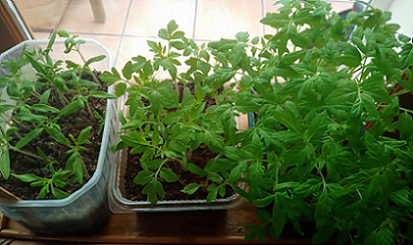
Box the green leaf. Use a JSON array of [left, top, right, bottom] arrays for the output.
[[90, 91, 118, 99], [142, 179, 165, 205], [12, 173, 42, 182], [207, 172, 223, 184], [84, 55, 106, 67], [134, 170, 154, 185], [115, 83, 127, 97], [39, 89, 51, 104], [24, 52, 45, 75], [122, 61, 133, 80], [167, 20, 179, 35], [46, 31, 57, 52], [181, 183, 202, 195], [77, 126, 92, 144], [15, 128, 43, 149], [187, 162, 207, 176], [236, 32, 249, 42], [160, 167, 179, 183], [99, 70, 122, 86], [158, 28, 168, 40], [253, 195, 275, 208], [51, 186, 70, 199], [39, 185, 49, 198], [12, 113, 47, 123], [0, 150, 10, 179], [206, 184, 219, 203], [30, 104, 60, 114], [251, 36, 260, 45], [245, 224, 267, 243], [398, 112, 413, 140], [58, 101, 80, 117], [170, 41, 186, 50], [228, 161, 247, 183], [44, 127, 70, 146]]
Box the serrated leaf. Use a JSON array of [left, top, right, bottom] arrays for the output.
[[51, 186, 70, 199], [142, 179, 165, 205], [236, 32, 249, 42], [160, 167, 179, 183], [134, 170, 154, 185], [206, 184, 219, 203], [181, 183, 202, 195]]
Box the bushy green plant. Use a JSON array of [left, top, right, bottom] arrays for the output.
[[105, 0, 413, 243], [101, 21, 245, 204], [206, 0, 413, 244], [0, 30, 116, 199]]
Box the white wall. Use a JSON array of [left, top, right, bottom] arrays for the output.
[[371, 0, 413, 37]]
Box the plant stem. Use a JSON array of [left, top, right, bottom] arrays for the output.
[[80, 157, 91, 179], [9, 146, 43, 160]]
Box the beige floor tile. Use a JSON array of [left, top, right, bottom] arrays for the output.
[[57, 0, 130, 35], [70, 34, 121, 68], [116, 36, 163, 70], [195, 0, 263, 41], [125, 0, 196, 38], [33, 32, 52, 40], [329, 2, 354, 13]]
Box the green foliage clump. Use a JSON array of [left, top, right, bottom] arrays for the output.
[[0, 30, 116, 199]]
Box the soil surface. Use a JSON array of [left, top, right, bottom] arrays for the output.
[[0, 71, 107, 200], [124, 82, 233, 201]]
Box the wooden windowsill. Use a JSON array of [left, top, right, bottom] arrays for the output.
[[0, 201, 338, 245]]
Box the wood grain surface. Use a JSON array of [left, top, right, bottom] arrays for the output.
[[0, 201, 334, 244]]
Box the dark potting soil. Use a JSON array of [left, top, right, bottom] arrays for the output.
[[0, 71, 107, 200], [124, 82, 234, 202]]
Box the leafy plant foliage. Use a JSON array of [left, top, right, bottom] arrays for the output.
[[0, 31, 115, 199], [104, 0, 413, 243], [102, 20, 243, 205]]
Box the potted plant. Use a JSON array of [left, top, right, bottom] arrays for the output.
[[103, 20, 248, 212], [204, 0, 413, 244], [103, 0, 413, 243], [0, 30, 117, 234]]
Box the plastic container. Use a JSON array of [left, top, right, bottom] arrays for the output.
[[0, 39, 118, 234], [108, 95, 247, 213]]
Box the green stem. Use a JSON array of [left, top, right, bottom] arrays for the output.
[[79, 156, 91, 179], [9, 145, 43, 160]]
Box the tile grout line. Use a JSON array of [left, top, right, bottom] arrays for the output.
[[114, 0, 134, 67], [192, 0, 199, 40], [261, 0, 265, 36]]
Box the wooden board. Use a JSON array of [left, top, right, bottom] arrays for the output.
[[0, 202, 335, 244]]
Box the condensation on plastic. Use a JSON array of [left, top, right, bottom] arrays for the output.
[[108, 95, 247, 213], [0, 39, 118, 234]]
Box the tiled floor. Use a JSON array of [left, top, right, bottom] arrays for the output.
[[25, 0, 354, 72]]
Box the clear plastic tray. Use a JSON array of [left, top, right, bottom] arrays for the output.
[[0, 39, 118, 234], [108, 95, 247, 213]]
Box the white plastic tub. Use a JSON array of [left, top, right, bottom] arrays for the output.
[[0, 39, 118, 234]]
